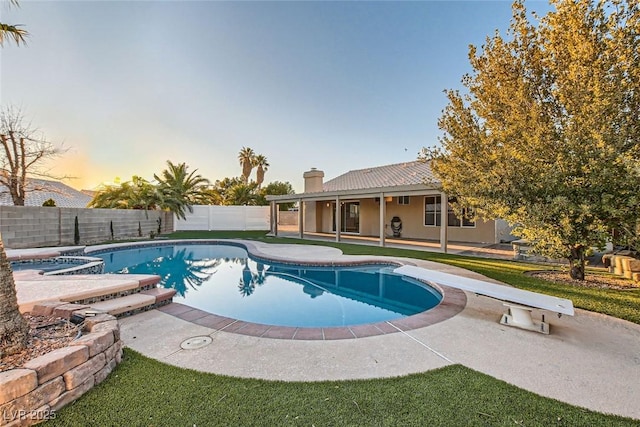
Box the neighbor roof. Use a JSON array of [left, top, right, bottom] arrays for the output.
[[0, 178, 92, 208], [322, 160, 438, 192]]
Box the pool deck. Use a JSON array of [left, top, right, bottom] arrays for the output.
[[9, 241, 640, 420]]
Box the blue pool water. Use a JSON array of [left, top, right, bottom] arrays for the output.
[[96, 244, 442, 328]]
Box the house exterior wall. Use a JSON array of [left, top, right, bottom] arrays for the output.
[[315, 195, 502, 244], [303, 201, 319, 232]]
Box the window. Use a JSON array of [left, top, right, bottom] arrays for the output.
[[425, 196, 475, 227], [398, 196, 410, 205], [424, 195, 441, 226], [461, 208, 476, 227]]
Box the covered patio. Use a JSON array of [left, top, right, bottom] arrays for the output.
[[266, 162, 513, 252]]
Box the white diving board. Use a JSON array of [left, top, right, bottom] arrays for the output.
[[394, 265, 574, 334]]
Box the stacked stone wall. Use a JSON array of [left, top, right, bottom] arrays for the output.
[[0, 311, 122, 426]]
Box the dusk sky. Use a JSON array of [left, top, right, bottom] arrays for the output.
[[1, 1, 552, 193]]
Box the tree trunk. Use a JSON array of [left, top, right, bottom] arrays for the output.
[[0, 233, 29, 357], [256, 166, 264, 189], [242, 162, 252, 184], [568, 245, 586, 281]]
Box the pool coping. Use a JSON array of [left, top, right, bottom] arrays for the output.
[[85, 239, 468, 340]]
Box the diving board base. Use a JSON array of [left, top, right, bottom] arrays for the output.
[[500, 303, 549, 334]]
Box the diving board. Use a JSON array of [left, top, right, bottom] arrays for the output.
[[393, 265, 574, 334]]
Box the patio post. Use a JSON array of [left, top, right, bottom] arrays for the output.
[[379, 192, 385, 247], [335, 196, 341, 242], [298, 198, 304, 238], [440, 192, 448, 253], [270, 201, 278, 236]]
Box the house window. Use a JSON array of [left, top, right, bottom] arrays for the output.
[[461, 208, 476, 227], [398, 196, 410, 205], [425, 196, 475, 227], [424, 195, 441, 226]]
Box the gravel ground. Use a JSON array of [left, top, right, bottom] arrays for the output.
[[1, 314, 81, 371], [529, 270, 640, 290]]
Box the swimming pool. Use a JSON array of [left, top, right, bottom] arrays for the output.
[[95, 243, 442, 328]]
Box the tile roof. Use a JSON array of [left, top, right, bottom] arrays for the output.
[[322, 160, 439, 192], [0, 178, 92, 208]]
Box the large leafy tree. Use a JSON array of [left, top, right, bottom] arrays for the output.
[[427, 0, 640, 280], [154, 160, 210, 220], [264, 180, 295, 211], [238, 147, 255, 184], [1, 0, 29, 357]]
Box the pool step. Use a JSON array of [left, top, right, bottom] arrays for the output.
[[63, 275, 162, 307], [88, 288, 177, 318]]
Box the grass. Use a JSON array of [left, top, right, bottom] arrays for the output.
[[168, 230, 640, 325], [51, 349, 637, 427], [48, 230, 639, 425]]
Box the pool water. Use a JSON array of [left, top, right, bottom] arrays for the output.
[[97, 244, 442, 328]]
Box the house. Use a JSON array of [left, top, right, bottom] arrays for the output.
[[266, 161, 513, 250], [0, 178, 92, 208]]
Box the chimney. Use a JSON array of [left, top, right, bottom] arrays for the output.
[[303, 168, 324, 193]]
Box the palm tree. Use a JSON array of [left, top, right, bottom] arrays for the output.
[[253, 154, 269, 189], [0, 237, 29, 357], [89, 176, 160, 210], [0, 0, 29, 357], [238, 260, 256, 297], [212, 176, 244, 205], [227, 182, 259, 206], [154, 160, 210, 220], [0, 1, 28, 47], [238, 147, 255, 184]]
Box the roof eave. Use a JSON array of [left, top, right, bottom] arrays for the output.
[[266, 183, 441, 203]]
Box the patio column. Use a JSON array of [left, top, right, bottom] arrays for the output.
[[440, 192, 448, 253], [298, 198, 304, 238], [379, 192, 386, 247], [335, 196, 341, 242], [270, 201, 278, 236]]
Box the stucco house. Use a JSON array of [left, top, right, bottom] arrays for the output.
[[266, 160, 513, 250]]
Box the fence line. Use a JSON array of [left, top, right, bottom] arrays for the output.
[[0, 206, 173, 249], [174, 205, 270, 231]]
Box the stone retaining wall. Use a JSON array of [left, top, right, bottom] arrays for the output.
[[0, 309, 123, 426]]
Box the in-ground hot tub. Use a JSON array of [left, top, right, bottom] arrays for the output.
[[10, 256, 105, 275]]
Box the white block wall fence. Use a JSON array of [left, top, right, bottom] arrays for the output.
[[174, 205, 270, 231]]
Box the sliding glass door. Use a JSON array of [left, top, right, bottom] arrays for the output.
[[332, 201, 360, 233]]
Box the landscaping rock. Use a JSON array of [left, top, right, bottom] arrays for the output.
[[22, 346, 89, 384], [68, 330, 114, 358], [0, 377, 64, 423], [49, 376, 95, 412], [0, 369, 37, 405], [63, 353, 106, 390]]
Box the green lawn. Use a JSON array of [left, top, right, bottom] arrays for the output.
[[51, 350, 636, 427], [49, 231, 640, 425]]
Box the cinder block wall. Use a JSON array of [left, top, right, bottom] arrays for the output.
[[277, 211, 298, 226], [0, 207, 174, 249]]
